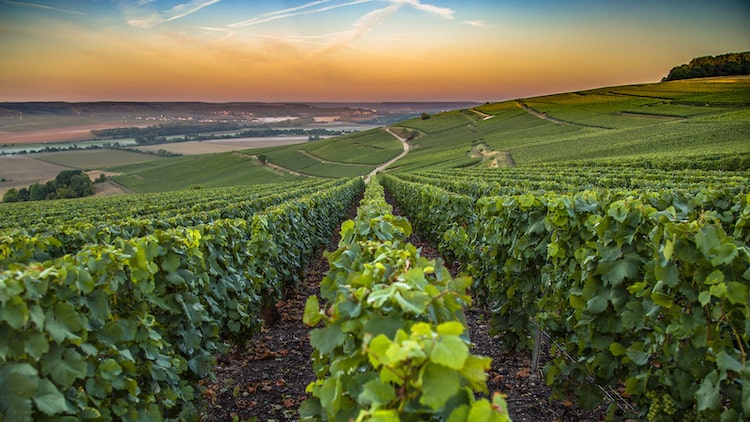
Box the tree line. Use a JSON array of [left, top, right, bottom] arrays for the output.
[[663, 51, 750, 81], [3, 170, 99, 203]]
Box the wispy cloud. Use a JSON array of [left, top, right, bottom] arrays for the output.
[[227, 0, 456, 56], [311, 0, 455, 55], [165, 0, 222, 22], [229, 0, 372, 28], [463, 19, 492, 28], [392, 0, 454, 20], [197, 25, 238, 43], [312, 3, 401, 56], [3, 0, 85, 15], [123, 0, 221, 28]]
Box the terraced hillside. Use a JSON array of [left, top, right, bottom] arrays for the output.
[[389, 76, 749, 172]]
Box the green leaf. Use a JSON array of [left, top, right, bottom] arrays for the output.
[[310, 323, 347, 355], [430, 335, 468, 369], [99, 358, 123, 381], [45, 302, 83, 344], [699, 291, 712, 307], [358, 378, 396, 406], [460, 355, 491, 392], [598, 259, 638, 286], [367, 334, 393, 367], [437, 321, 466, 337], [625, 345, 650, 366], [726, 281, 749, 306], [85, 290, 110, 322], [716, 350, 743, 374], [696, 370, 721, 412], [654, 262, 679, 287], [420, 363, 460, 410], [76, 268, 94, 294], [518, 194, 535, 208], [651, 291, 673, 307], [709, 283, 727, 300], [25, 332, 50, 360], [28, 304, 45, 330], [662, 239, 674, 261], [0, 363, 39, 398], [705, 269, 724, 285], [161, 252, 182, 273], [303, 295, 322, 327], [491, 393, 511, 421], [710, 243, 737, 266], [319, 377, 342, 416], [368, 410, 400, 422], [447, 405, 470, 422], [33, 378, 68, 416], [466, 398, 499, 422], [609, 342, 627, 357], [364, 314, 403, 339], [367, 287, 393, 308], [386, 339, 426, 363], [41, 346, 87, 387], [410, 322, 432, 337], [0, 364, 38, 421], [396, 290, 430, 314], [586, 295, 608, 314], [1, 295, 29, 329]]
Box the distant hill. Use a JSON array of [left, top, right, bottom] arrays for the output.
[[663, 51, 750, 81], [0, 101, 480, 125]]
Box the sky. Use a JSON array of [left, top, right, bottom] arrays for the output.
[[0, 0, 748, 102]]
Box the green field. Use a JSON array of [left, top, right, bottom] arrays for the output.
[[388, 76, 750, 172], [33, 149, 164, 169], [302, 128, 402, 164], [109, 152, 302, 193]]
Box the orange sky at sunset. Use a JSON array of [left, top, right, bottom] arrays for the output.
[[1, 1, 749, 102]]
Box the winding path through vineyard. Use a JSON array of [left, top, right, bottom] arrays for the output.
[[364, 127, 411, 182], [298, 150, 372, 167]]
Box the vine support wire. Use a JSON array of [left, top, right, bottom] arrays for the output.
[[528, 319, 637, 415]]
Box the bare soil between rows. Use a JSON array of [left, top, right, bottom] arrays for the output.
[[200, 194, 612, 421]]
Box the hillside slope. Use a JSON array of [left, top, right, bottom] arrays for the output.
[[387, 76, 750, 172], [104, 76, 750, 192]]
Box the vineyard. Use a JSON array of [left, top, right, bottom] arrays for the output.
[[0, 178, 365, 420], [1, 76, 749, 421], [2, 163, 748, 420], [382, 164, 750, 421]]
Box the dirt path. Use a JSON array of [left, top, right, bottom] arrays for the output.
[[364, 127, 410, 183], [514, 100, 571, 125], [298, 150, 371, 167], [515, 100, 612, 130], [239, 153, 308, 177], [469, 107, 495, 121]]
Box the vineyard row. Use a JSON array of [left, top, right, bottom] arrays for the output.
[[0, 178, 364, 421], [302, 181, 510, 421], [382, 173, 749, 421]]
